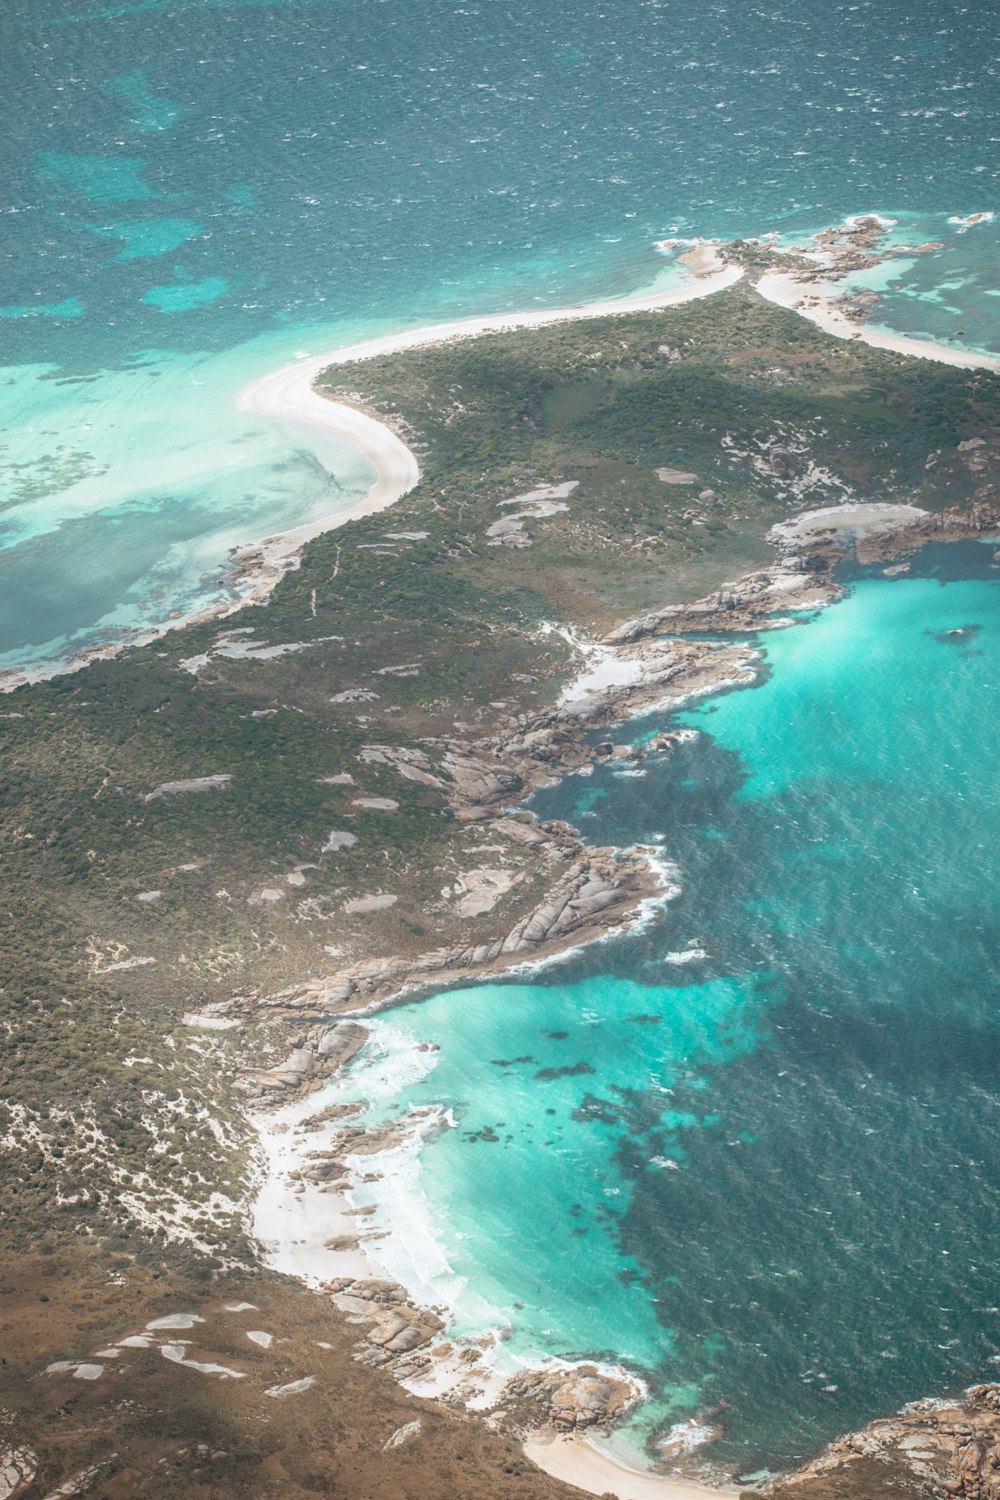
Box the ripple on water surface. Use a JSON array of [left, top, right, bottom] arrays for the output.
[[337, 550, 1000, 1471], [2, 0, 1000, 667]]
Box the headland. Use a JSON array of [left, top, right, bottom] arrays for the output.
[[4, 260, 1000, 1499]]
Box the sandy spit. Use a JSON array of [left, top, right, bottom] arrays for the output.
[[0, 254, 740, 695], [756, 267, 1000, 373], [233, 252, 745, 564]]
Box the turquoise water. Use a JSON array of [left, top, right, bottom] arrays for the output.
[[339, 544, 1000, 1474], [2, 0, 1000, 670], [6, 1, 1000, 1474]]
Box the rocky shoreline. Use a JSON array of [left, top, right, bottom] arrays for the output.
[[769, 1383, 1000, 1499], [2, 213, 991, 700], [738, 212, 945, 331], [201, 492, 1000, 1484], [228, 489, 1000, 1105]]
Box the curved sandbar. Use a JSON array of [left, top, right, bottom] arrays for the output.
[[756, 267, 1000, 373], [233, 254, 744, 572]]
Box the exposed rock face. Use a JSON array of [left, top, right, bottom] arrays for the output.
[[506, 1367, 636, 1431], [238, 501, 1000, 1104], [769, 1384, 1000, 1500], [0, 1446, 37, 1500], [242, 1019, 369, 1099], [326, 1276, 445, 1375], [769, 445, 805, 477], [607, 562, 838, 641], [849, 494, 1000, 565], [546, 1372, 634, 1430], [443, 750, 523, 806]]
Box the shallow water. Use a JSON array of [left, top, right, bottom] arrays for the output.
[[338, 544, 1000, 1472], [2, 0, 1000, 669], [7, 1, 1000, 1472]]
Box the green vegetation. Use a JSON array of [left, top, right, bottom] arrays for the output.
[[0, 283, 997, 1497], [2, 287, 998, 1265]]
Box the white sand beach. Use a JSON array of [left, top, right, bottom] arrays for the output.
[[524, 1431, 741, 1500], [233, 251, 745, 572], [252, 1080, 379, 1286], [242, 241, 993, 1500], [236, 234, 1000, 596], [756, 266, 1000, 373]]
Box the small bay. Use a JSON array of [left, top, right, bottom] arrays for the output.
[[338, 544, 1000, 1473]]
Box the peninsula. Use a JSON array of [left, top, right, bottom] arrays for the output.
[[3, 243, 1000, 1500]]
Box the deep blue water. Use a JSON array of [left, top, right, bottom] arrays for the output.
[[333, 546, 1000, 1475], [5, 1, 1000, 1476], [1, 0, 999, 669]]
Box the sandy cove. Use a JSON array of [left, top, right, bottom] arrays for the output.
[[0, 250, 739, 696], [230, 214, 1000, 611], [206, 248, 1000, 1493], [234, 484, 1000, 1499], [758, 265, 1000, 371], [525, 1433, 740, 1500]]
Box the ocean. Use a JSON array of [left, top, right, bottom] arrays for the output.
[[337, 545, 1000, 1474], [2, 0, 999, 672], [4, 0, 1000, 1476]]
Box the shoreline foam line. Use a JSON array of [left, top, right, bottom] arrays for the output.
[[246, 502, 942, 1495]]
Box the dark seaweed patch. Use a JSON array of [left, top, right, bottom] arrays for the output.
[[534, 1060, 596, 1081]]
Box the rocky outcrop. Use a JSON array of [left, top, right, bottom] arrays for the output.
[[770, 493, 1000, 574], [240, 497, 1000, 1106], [607, 563, 838, 642], [779, 214, 944, 293], [326, 1276, 445, 1371], [0, 1446, 37, 1500], [240, 840, 661, 1104], [442, 750, 523, 808], [506, 1367, 636, 1431], [769, 1384, 1000, 1499], [241, 1020, 368, 1099]]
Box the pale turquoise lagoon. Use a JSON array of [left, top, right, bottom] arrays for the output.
[[2, 0, 1000, 671], [5, 0, 1000, 1475]]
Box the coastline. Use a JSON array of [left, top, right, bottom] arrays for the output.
[[757, 265, 1000, 372], [524, 1432, 741, 1500], [14, 230, 1000, 1490], [228, 251, 743, 573], [750, 216, 1000, 372], [238, 495, 1000, 1495], [6, 216, 999, 695], [0, 251, 740, 696], [195, 249, 1000, 1492]]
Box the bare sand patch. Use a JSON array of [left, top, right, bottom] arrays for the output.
[[524, 1431, 739, 1500]]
